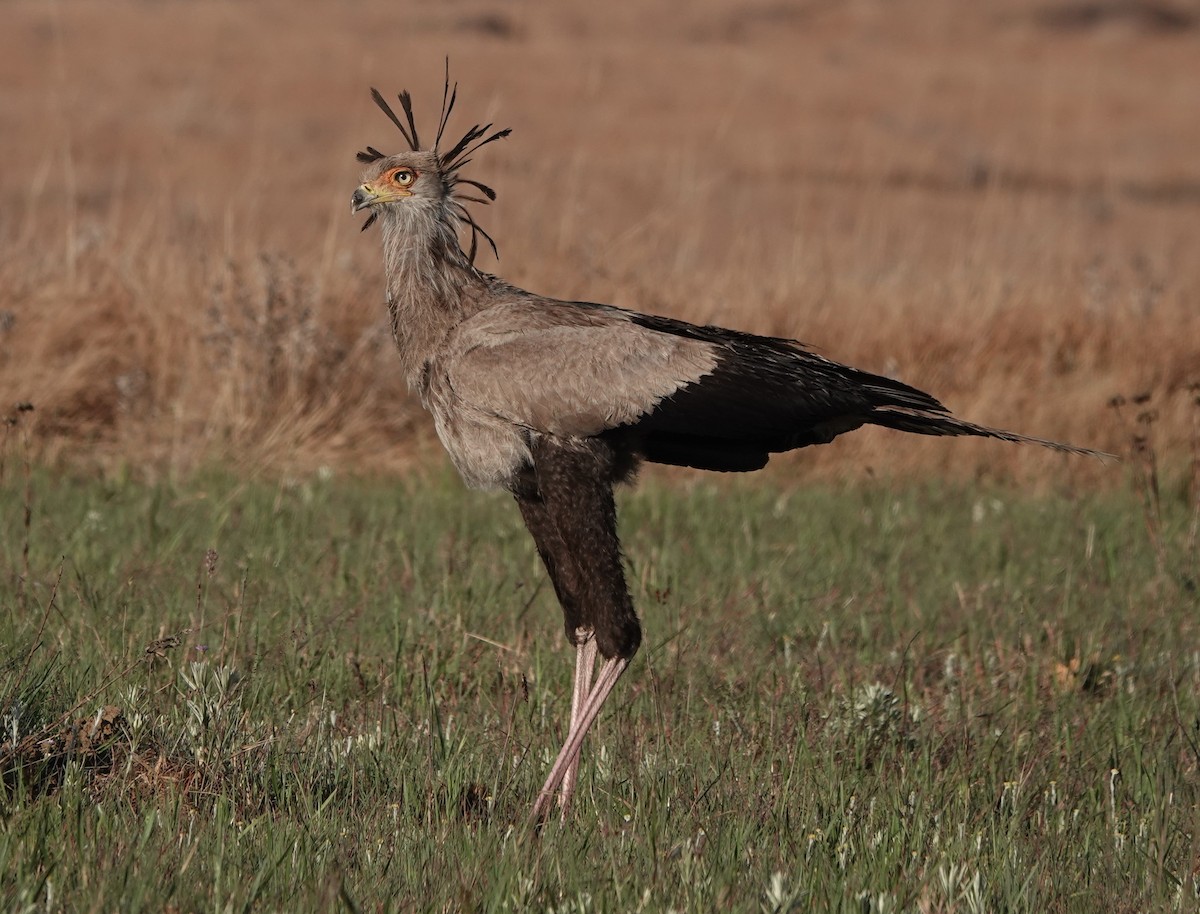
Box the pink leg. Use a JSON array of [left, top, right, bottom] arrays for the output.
[[532, 655, 629, 823], [559, 631, 597, 811]]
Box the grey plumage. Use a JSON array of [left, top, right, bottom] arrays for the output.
[[351, 80, 1108, 822]]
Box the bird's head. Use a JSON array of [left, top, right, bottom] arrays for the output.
[[352, 72, 510, 263], [352, 151, 445, 215]]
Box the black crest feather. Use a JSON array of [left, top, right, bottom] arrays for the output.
[[369, 88, 419, 151], [397, 91, 420, 151], [435, 58, 458, 151], [357, 67, 511, 262], [454, 178, 497, 201]]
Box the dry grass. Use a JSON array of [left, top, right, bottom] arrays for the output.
[[2, 0, 1198, 482]]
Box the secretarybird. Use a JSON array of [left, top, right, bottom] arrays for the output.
[[350, 77, 1106, 822]]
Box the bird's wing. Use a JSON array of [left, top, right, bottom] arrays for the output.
[[444, 299, 1105, 472], [605, 311, 1109, 463], [608, 310, 952, 442], [443, 300, 720, 439], [443, 298, 931, 446]]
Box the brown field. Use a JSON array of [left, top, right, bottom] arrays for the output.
[[1, 0, 1197, 485]]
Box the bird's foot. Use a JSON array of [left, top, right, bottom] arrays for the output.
[[558, 631, 597, 814], [530, 654, 628, 824]]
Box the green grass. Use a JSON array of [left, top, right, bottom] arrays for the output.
[[1, 466, 1198, 912]]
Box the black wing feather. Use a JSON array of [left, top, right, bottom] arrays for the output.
[[607, 311, 1106, 470]]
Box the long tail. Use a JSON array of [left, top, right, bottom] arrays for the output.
[[869, 408, 1114, 460]]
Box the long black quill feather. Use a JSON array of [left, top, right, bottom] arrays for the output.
[[435, 59, 458, 151], [398, 91, 421, 150], [370, 88, 418, 151]]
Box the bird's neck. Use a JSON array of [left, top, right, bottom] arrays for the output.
[[380, 209, 485, 388]]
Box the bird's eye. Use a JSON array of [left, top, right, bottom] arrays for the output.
[[392, 169, 415, 186]]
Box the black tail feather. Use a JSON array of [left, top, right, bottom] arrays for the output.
[[869, 410, 1113, 459]]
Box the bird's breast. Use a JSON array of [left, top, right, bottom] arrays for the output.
[[424, 370, 531, 491]]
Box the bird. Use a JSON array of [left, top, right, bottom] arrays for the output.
[[350, 74, 1107, 822]]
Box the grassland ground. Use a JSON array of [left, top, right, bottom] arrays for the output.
[[1, 464, 1198, 911]]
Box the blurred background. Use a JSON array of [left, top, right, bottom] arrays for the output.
[[2, 0, 1197, 484]]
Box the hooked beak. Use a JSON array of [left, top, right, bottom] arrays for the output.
[[351, 182, 410, 213]]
